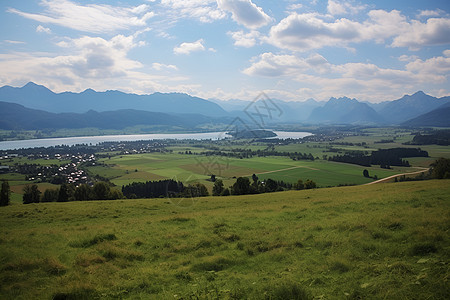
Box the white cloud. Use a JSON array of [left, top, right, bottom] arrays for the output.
[[398, 55, 419, 62], [243, 52, 330, 77], [161, 0, 226, 23], [228, 30, 260, 47], [417, 9, 445, 18], [266, 10, 450, 51], [8, 0, 154, 34], [266, 13, 361, 51], [152, 63, 178, 71], [287, 4, 303, 11], [4, 40, 26, 45], [327, 0, 366, 16], [173, 39, 206, 55], [243, 52, 450, 102], [391, 17, 450, 49], [217, 0, 272, 29], [36, 25, 51, 34]]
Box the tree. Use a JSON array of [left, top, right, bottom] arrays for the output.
[[294, 179, 304, 190], [304, 179, 316, 189], [74, 184, 92, 201], [41, 189, 58, 202], [0, 180, 11, 206], [363, 169, 370, 178], [231, 177, 250, 195], [23, 184, 41, 204], [264, 178, 278, 193], [92, 182, 111, 200], [212, 179, 224, 196], [221, 188, 230, 196], [109, 189, 124, 200], [58, 184, 70, 202], [431, 158, 450, 179]]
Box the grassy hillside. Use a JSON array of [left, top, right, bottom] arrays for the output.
[[0, 180, 449, 299]]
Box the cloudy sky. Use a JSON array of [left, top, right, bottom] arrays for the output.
[[1, 0, 449, 102]]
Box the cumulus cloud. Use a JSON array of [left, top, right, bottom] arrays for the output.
[[391, 17, 450, 49], [243, 52, 331, 77], [266, 10, 450, 51], [217, 0, 272, 29], [161, 0, 226, 23], [173, 39, 206, 55], [242, 52, 450, 101], [228, 30, 260, 47], [266, 13, 361, 51], [8, 0, 154, 34], [0, 34, 154, 91]]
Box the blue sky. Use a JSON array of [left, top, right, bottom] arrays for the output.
[[1, 0, 449, 102]]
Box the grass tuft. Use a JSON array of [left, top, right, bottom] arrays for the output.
[[265, 282, 311, 300], [409, 242, 438, 256], [69, 233, 117, 248]]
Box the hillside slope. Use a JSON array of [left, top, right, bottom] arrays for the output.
[[402, 102, 450, 127], [0, 180, 448, 299]]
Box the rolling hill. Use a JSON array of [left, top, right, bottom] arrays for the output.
[[402, 101, 450, 127]]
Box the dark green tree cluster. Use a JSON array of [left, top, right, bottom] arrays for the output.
[[431, 158, 450, 179], [122, 179, 209, 199], [214, 174, 316, 196], [0, 180, 11, 206], [329, 147, 428, 167], [23, 182, 123, 204]]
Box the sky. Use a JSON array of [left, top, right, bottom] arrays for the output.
[[1, 0, 450, 103]]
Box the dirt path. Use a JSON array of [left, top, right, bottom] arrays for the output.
[[364, 168, 429, 185]]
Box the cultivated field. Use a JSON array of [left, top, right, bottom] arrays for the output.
[[0, 180, 449, 299]]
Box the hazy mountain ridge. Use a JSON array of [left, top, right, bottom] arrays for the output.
[[401, 101, 450, 127], [0, 82, 228, 117], [1, 83, 449, 127], [307, 97, 384, 125], [0, 101, 229, 130]]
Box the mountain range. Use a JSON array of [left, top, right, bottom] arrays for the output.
[[0, 82, 449, 130]]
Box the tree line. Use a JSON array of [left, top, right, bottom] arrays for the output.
[[329, 147, 428, 167], [22, 181, 124, 204], [212, 174, 316, 196]]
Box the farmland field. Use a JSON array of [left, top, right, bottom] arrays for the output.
[[0, 180, 448, 299]]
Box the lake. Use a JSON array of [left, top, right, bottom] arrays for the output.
[[0, 131, 312, 150]]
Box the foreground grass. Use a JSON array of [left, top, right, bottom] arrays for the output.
[[0, 180, 449, 299]]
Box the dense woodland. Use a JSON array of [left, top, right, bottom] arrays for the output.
[[329, 147, 428, 167]]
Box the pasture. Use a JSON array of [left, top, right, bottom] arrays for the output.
[[0, 180, 448, 299]]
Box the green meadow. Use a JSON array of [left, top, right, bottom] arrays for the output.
[[0, 180, 448, 299], [90, 153, 411, 193]]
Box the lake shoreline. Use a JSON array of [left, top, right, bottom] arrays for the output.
[[0, 131, 313, 150]]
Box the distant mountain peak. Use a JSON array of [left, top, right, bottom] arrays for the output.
[[413, 90, 426, 96]]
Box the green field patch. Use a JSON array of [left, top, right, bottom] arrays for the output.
[[0, 180, 449, 299], [85, 165, 127, 179], [10, 182, 60, 195]]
